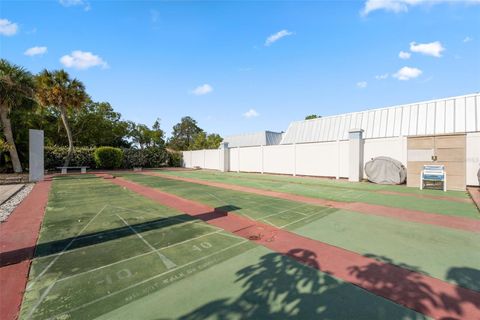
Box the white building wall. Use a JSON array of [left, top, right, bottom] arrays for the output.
[[363, 137, 407, 176], [282, 93, 480, 144]]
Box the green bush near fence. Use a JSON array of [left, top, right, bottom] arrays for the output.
[[94, 147, 124, 169], [167, 151, 183, 167], [123, 147, 168, 168]]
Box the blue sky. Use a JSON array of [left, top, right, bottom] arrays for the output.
[[1, 0, 479, 137]]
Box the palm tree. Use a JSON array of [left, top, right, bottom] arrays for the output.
[[0, 59, 35, 173], [36, 70, 87, 166]]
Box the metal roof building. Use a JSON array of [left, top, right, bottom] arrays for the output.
[[223, 131, 283, 148], [281, 93, 480, 144]]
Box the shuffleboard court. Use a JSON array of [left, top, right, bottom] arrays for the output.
[[153, 169, 479, 219], [117, 172, 480, 293], [17, 175, 434, 319]]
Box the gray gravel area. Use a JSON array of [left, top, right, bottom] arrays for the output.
[[0, 184, 35, 223]]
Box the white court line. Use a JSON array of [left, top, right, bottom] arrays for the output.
[[27, 205, 108, 291], [258, 203, 309, 220], [49, 240, 249, 319], [279, 210, 329, 229], [56, 229, 224, 283], [206, 192, 255, 220], [110, 205, 209, 226], [25, 282, 56, 320], [33, 217, 198, 260], [116, 214, 177, 270]]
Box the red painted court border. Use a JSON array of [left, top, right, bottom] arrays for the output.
[[106, 176, 480, 320], [144, 171, 480, 233], [0, 181, 51, 320]]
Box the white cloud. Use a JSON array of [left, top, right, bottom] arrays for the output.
[[375, 73, 389, 80], [191, 84, 213, 95], [265, 30, 294, 46], [356, 81, 368, 88], [398, 51, 411, 59], [243, 109, 259, 118], [361, 0, 480, 16], [463, 36, 473, 43], [410, 41, 445, 57], [393, 66, 422, 81], [59, 0, 90, 11], [24, 46, 47, 56], [0, 19, 18, 36], [60, 50, 108, 70]]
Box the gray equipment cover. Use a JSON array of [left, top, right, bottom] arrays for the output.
[[364, 156, 406, 185]]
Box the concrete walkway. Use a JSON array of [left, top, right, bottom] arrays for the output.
[[0, 184, 24, 205]]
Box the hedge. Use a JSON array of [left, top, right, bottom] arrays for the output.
[[123, 147, 168, 168], [44, 146, 179, 170], [44, 146, 96, 170], [94, 147, 124, 169]]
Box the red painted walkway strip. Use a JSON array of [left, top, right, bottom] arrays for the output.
[[106, 176, 480, 320], [0, 181, 51, 320], [144, 171, 480, 233]]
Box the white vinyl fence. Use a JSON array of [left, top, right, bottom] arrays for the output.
[[183, 137, 407, 179], [182, 133, 480, 186]]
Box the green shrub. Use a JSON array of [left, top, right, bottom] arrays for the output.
[[94, 147, 124, 169], [123, 147, 168, 168], [167, 151, 183, 167], [44, 146, 96, 170]]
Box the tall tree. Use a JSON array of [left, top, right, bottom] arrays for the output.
[[0, 59, 35, 172], [35, 70, 88, 166], [190, 132, 223, 150], [127, 119, 165, 149], [168, 116, 203, 150], [305, 114, 321, 120]]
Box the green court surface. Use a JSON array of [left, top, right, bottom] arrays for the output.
[[119, 172, 480, 292], [20, 175, 431, 319], [154, 169, 479, 219]]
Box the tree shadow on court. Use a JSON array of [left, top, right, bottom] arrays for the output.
[[347, 254, 480, 320], [0, 205, 241, 267], [178, 249, 429, 320], [439, 267, 480, 319]]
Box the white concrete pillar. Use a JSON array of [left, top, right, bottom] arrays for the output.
[[29, 129, 44, 182], [348, 129, 364, 182], [219, 142, 229, 172]]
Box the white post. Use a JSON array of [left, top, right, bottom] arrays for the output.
[[348, 129, 364, 182], [29, 129, 44, 182], [219, 142, 229, 172]]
